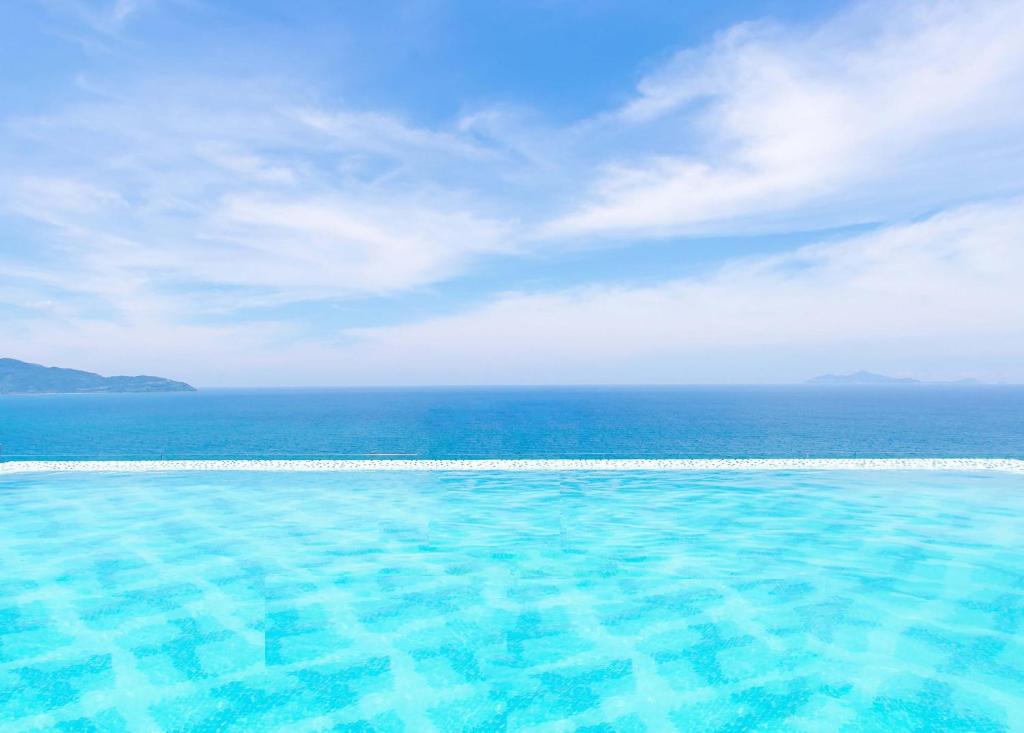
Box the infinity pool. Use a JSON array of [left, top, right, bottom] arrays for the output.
[[2, 469, 1022, 731]]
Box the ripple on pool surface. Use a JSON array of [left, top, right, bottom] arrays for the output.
[[1, 470, 1022, 731]]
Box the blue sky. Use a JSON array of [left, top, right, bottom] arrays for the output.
[[2, 0, 1023, 385]]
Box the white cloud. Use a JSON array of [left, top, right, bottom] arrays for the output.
[[37, 0, 156, 34], [204, 194, 512, 298], [0, 79, 516, 316], [110, 0, 143, 23], [195, 145, 298, 185], [340, 198, 1024, 383], [5, 198, 1022, 385], [295, 108, 493, 161], [7, 176, 125, 222], [548, 0, 1024, 237]]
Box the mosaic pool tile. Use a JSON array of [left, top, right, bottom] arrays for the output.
[[1, 469, 1023, 731]]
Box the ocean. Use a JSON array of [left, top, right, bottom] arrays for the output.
[[2, 385, 1023, 460]]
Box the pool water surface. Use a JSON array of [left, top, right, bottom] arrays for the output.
[[1, 469, 1022, 731]]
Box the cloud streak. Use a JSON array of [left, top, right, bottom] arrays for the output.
[[343, 199, 1024, 383], [549, 0, 1024, 237], [0, 78, 517, 318]]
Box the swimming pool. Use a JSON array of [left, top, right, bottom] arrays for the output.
[[2, 467, 1022, 731]]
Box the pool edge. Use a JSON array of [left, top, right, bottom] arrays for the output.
[[1, 458, 1023, 474]]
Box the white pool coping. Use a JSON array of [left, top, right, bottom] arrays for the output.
[[1, 458, 1023, 474]]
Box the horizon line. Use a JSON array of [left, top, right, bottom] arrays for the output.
[[8, 382, 1019, 392]]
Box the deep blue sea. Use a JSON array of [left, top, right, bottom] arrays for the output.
[[2, 386, 1023, 460]]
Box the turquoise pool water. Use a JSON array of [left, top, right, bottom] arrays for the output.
[[2, 470, 1023, 731]]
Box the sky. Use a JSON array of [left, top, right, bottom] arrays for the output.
[[1, 0, 1023, 386]]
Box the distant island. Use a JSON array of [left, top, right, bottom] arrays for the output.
[[0, 358, 196, 394], [806, 371, 983, 385]]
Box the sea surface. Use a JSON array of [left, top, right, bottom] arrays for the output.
[[1, 469, 1023, 731], [2, 386, 1024, 460]]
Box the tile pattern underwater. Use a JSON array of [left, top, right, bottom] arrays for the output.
[[1, 469, 1023, 732]]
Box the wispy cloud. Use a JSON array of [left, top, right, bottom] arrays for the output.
[[206, 194, 512, 298], [8, 176, 125, 221], [1, 77, 515, 318], [11, 198, 1022, 385], [342, 198, 1024, 383], [548, 0, 1024, 237], [295, 108, 494, 161], [37, 0, 157, 35], [110, 0, 143, 24]]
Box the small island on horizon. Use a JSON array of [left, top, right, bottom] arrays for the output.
[[806, 370, 984, 385], [0, 358, 196, 394]]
